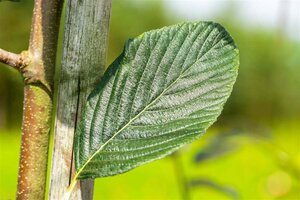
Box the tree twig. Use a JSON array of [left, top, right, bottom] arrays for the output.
[[0, 48, 29, 70]]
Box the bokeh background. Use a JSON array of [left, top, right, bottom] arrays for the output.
[[0, 0, 299, 199]]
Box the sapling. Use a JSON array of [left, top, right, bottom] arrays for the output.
[[0, 1, 238, 199]]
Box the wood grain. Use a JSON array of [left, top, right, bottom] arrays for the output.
[[49, 0, 111, 199]]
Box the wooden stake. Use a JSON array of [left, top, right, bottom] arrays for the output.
[[49, 0, 112, 199]]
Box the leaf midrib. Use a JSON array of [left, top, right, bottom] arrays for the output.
[[76, 50, 214, 179], [75, 68, 186, 178], [75, 24, 225, 178]]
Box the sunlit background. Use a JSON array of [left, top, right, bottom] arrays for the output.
[[0, 0, 299, 199]]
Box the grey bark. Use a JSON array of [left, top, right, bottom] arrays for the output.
[[49, 0, 112, 199]]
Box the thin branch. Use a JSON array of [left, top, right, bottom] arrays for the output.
[[0, 48, 29, 70]]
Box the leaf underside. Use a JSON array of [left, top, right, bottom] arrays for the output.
[[74, 22, 239, 179]]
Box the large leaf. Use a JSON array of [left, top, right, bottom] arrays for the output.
[[74, 22, 239, 179]]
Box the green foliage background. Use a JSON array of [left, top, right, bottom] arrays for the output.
[[0, 0, 299, 199]]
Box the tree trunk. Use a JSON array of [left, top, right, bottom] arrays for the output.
[[49, 0, 112, 199], [16, 0, 63, 199]]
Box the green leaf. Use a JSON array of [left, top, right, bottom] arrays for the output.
[[74, 22, 239, 179]]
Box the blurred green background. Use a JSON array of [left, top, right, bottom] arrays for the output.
[[0, 0, 299, 199]]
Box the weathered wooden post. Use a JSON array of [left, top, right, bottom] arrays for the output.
[[49, 0, 112, 199]]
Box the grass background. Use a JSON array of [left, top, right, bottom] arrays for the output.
[[1, 120, 299, 199]]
